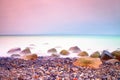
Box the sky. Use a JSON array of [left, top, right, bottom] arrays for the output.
[[0, 0, 120, 35]]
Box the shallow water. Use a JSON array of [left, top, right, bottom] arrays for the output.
[[0, 35, 120, 57]]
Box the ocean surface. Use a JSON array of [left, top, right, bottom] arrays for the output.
[[0, 35, 120, 57]]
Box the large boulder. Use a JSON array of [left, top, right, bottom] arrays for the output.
[[22, 54, 38, 60], [60, 50, 69, 55], [69, 46, 81, 53], [73, 57, 102, 69], [100, 50, 113, 61], [78, 51, 88, 57], [20, 47, 31, 54], [47, 48, 57, 53], [90, 51, 100, 58], [111, 50, 120, 61], [7, 47, 21, 54]]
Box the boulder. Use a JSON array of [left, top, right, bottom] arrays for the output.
[[11, 54, 21, 58], [22, 54, 38, 60], [47, 48, 57, 53], [7, 47, 21, 54], [69, 46, 81, 53], [111, 50, 120, 61], [73, 57, 102, 69], [20, 47, 31, 54], [100, 50, 113, 61], [90, 51, 100, 58], [60, 50, 69, 55], [78, 51, 88, 56]]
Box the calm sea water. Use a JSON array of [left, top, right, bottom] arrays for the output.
[[0, 35, 120, 57]]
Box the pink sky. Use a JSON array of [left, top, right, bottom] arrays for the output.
[[0, 0, 120, 35]]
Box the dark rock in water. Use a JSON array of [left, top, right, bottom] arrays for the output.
[[69, 46, 81, 53], [60, 50, 69, 55], [100, 50, 113, 61], [47, 48, 57, 53], [20, 47, 31, 54], [7, 47, 21, 54], [111, 50, 120, 61], [11, 54, 21, 58], [90, 51, 100, 58]]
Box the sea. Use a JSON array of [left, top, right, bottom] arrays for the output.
[[0, 35, 120, 57]]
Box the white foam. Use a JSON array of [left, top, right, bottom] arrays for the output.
[[0, 36, 120, 57]]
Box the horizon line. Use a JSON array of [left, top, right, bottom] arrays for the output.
[[0, 34, 120, 36]]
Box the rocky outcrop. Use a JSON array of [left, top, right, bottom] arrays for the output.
[[47, 48, 57, 53], [90, 51, 100, 58], [100, 50, 113, 61], [60, 50, 69, 55], [78, 51, 88, 56], [69, 46, 81, 53]]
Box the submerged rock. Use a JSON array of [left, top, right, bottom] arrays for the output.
[[60, 50, 69, 55], [20, 47, 31, 54], [47, 48, 57, 53], [78, 51, 88, 56], [69, 46, 81, 53], [100, 50, 113, 61], [7, 47, 21, 54]]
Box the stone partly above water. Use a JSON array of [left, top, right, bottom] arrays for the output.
[[78, 51, 89, 57], [100, 50, 114, 61], [90, 51, 100, 58], [69, 46, 81, 53], [60, 50, 70, 55], [47, 48, 57, 53], [20, 47, 31, 54], [111, 50, 120, 61], [7, 47, 21, 54]]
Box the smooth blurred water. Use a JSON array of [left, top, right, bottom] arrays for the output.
[[0, 35, 120, 57]]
